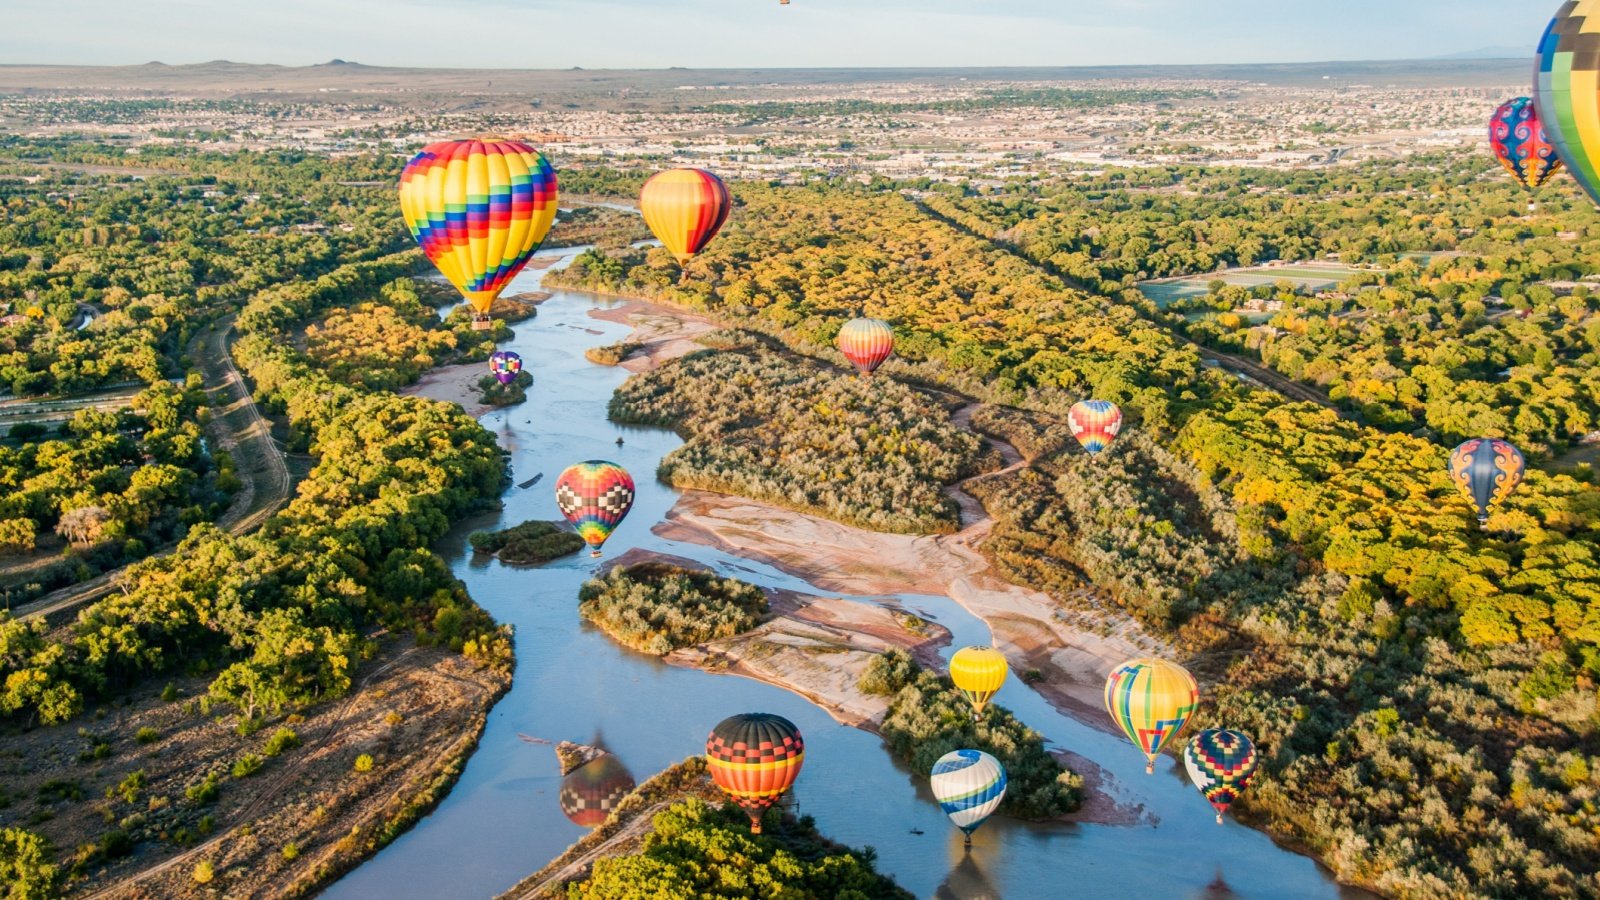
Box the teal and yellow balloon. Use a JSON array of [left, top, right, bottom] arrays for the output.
[[1104, 658, 1199, 773], [1537, 2, 1600, 207]]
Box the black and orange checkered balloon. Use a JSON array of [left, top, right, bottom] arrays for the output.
[[705, 712, 804, 834]]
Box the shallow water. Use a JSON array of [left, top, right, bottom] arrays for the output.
[[325, 250, 1370, 900]]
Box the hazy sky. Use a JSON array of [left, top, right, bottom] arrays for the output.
[[0, 0, 1558, 69]]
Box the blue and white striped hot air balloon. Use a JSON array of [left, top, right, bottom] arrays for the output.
[[930, 749, 1007, 847]]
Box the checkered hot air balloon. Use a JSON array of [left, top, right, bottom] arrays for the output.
[[1448, 438, 1525, 527], [949, 646, 1008, 722], [1105, 658, 1199, 774], [399, 139, 558, 330], [706, 713, 804, 834], [555, 461, 636, 557], [639, 168, 731, 266], [930, 749, 1007, 847], [836, 317, 894, 377], [1068, 400, 1123, 457], [559, 754, 636, 829], [1184, 730, 1258, 825], [489, 350, 522, 386], [1489, 97, 1563, 191]]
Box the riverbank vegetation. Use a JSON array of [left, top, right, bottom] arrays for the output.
[[609, 332, 992, 534], [569, 168, 1600, 896], [469, 520, 584, 565], [0, 140, 522, 894], [584, 341, 640, 366], [573, 798, 912, 899], [865, 650, 1083, 820], [578, 562, 768, 655]]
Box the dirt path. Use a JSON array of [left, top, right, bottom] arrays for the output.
[[14, 319, 293, 623], [508, 801, 674, 900]]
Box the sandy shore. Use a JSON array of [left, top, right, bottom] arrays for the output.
[[587, 300, 716, 372], [404, 361, 494, 418]]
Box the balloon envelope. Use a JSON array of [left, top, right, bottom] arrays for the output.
[[489, 350, 523, 386], [1069, 400, 1123, 455], [1489, 97, 1563, 190], [399, 139, 558, 314], [837, 318, 894, 376], [639, 168, 731, 265], [949, 646, 1008, 719], [1104, 658, 1199, 772], [559, 754, 636, 828], [555, 461, 635, 555], [930, 749, 1007, 838], [1184, 729, 1258, 824], [1448, 438, 1525, 525], [706, 713, 804, 833], [1537, 4, 1600, 207]]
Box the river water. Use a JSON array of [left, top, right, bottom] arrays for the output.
[[324, 251, 1369, 900]]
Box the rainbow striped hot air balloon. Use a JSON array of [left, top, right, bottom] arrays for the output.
[[639, 168, 731, 266], [555, 461, 635, 557], [489, 350, 523, 386], [1105, 658, 1199, 773], [950, 647, 1008, 721], [930, 749, 1007, 847], [837, 318, 894, 377], [1490, 97, 1563, 192], [399, 139, 558, 330], [1449, 438, 1525, 527], [1184, 730, 1259, 825], [706, 713, 804, 834], [1068, 400, 1123, 457], [559, 754, 636, 829], [1537, 3, 1600, 208]]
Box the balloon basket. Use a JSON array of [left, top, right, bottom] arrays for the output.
[[472, 317, 493, 331], [590, 549, 603, 559], [1215, 813, 1225, 825]]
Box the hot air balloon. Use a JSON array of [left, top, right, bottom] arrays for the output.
[[489, 350, 523, 386], [1538, 3, 1600, 208], [555, 461, 635, 557], [837, 318, 894, 377], [1489, 97, 1563, 195], [1104, 658, 1199, 774], [1068, 400, 1123, 456], [399, 139, 558, 330], [639, 168, 731, 267], [930, 749, 1007, 848], [1449, 438, 1525, 527], [559, 754, 637, 828], [706, 713, 804, 834], [1184, 729, 1258, 825], [950, 647, 1008, 721]]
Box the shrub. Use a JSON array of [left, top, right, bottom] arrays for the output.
[[231, 754, 263, 779], [134, 726, 160, 745], [192, 860, 214, 884], [859, 649, 918, 696], [578, 563, 769, 655], [263, 727, 300, 757], [354, 754, 374, 773]]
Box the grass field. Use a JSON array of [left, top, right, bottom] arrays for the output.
[[1139, 262, 1374, 307]]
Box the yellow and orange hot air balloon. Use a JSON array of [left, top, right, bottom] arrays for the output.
[[950, 646, 1008, 721], [706, 713, 804, 834], [639, 168, 731, 267], [399, 139, 558, 329]]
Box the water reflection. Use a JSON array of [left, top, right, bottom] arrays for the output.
[[559, 751, 636, 829], [934, 849, 1001, 900]]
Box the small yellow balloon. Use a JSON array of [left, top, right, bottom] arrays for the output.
[[949, 646, 1008, 720]]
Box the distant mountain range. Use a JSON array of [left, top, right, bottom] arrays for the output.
[[1435, 46, 1534, 61]]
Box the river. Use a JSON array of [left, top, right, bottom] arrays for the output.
[[323, 250, 1370, 900]]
